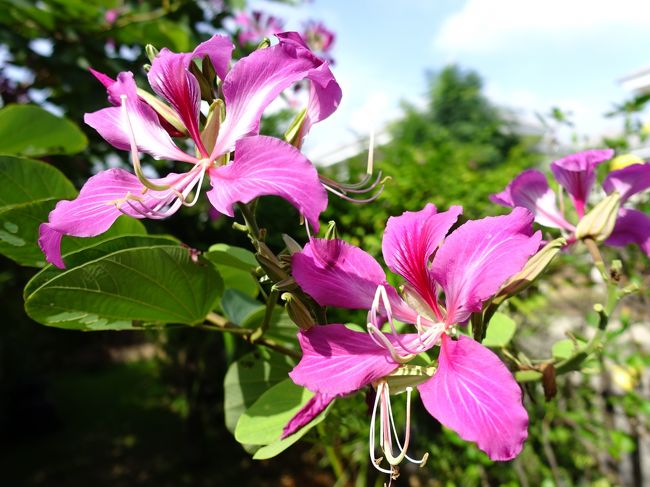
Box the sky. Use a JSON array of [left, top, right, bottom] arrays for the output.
[[251, 0, 650, 164]]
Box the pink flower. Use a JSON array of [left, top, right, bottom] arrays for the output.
[[39, 33, 342, 268], [284, 205, 541, 472], [491, 150, 650, 256], [234, 10, 285, 45], [302, 21, 335, 64]]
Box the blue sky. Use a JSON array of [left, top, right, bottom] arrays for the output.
[[257, 0, 650, 163]]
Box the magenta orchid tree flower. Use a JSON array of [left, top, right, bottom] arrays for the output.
[[234, 10, 285, 45], [491, 149, 650, 256], [302, 21, 335, 65], [39, 32, 342, 268], [282, 204, 541, 474]]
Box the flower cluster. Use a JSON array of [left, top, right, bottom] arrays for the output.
[[37, 28, 646, 480], [283, 204, 541, 474], [492, 149, 650, 256], [39, 33, 341, 268]]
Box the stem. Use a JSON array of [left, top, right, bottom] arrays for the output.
[[237, 202, 262, 245], [202, 311, 300, 359], [318, 423, 345, 479], [250, 289, 279, 342], [583, 237, 608, 281]]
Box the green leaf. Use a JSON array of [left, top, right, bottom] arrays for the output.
[[223, 350, 294, 434], [205, 243, 258, 271], [117, 19, 192, 52], [252, 401, 332, 460], [235, 378, 312, 445], [221, 289, 264, 325], [0, 155, 76, 209], [25, 246, 222, 330], [552, 338, 587, 360], [24, 235, 179, 298], [60, 216, 147, 255], [482, 312, 517, 348], [0, 198, 58, 267], [0, 105, 87, 157]]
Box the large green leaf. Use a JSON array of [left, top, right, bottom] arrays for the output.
[[205, 243, 258, 271], [223, 350, 294, 434], [221, 289, 264, 325], [24, 235, 179, 298], [0, 198, 59, 266], [60, 216, 147, 255], [482, 312, 517, 348], [0, 105, 87, 157], [25, 246, 222, 330], [234, 378, 333, 460], [0, 155, 149, 267], [0, 155, 76, 209], [235, 378, 312, 445]]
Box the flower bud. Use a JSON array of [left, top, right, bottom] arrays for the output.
[[575, 192, 621, 242], [324, 220, 339, 240], [610, 153, 643, 171], [284, 108, 307, 148], [282, 234, 303, 255], [145, 44, 159, 63], [494, 238, 566, 304], [282, 292, 315, 330]]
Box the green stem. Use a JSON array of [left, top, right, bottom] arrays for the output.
[[250, 289, 278, 342], [583, 237, 608, 281], [318, 423, 345, 479], [237, 202, 262, 245], [202, 311, 300, 359]]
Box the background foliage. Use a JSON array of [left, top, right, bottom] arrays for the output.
[[0, 1, 648, 486]]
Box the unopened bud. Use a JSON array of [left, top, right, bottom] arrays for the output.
[[201, 100, 224, 153], [284, 108, 308, 148], [610, 153, 643, 171], [256, 242, 290, 282], [282, 234, 303, 255], [145, 44, 159, 63], [576, 192, 621, 242], [256, 37, 271, 50], [494, 238, 566, 304], [324, 220, 339, 240], [282, 292, 315, 330]]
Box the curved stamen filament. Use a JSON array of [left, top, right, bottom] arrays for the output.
[[369, 381, 427, 478], [120, 95, 172, 192], [368, 285, 420, 356], [369, 382, 393, 476], [367, 324, 415, 363]]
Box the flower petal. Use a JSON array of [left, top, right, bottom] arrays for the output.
[[191, 34, 234, 82], [490, 169, 573, 230], [289, 324, 408, 396], [602, 162, 650, 203], [276, 32, 341, 139], [382, 204, 462, 310], [282, 392, 335, 438], [605, 208, 650, 257], [418, 335, 528, 461], [206, 135, 327, 230], [84, 72, 195, 163], [212, 32, 340, 157], [39, 168, 183, 268], [431, 208, 542, 324], [550, 149, 614, 217], [147, 49, 206, 154], [292, 238, 387, 310]]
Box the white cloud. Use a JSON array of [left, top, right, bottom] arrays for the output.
[[435, 0, 650, 53]]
